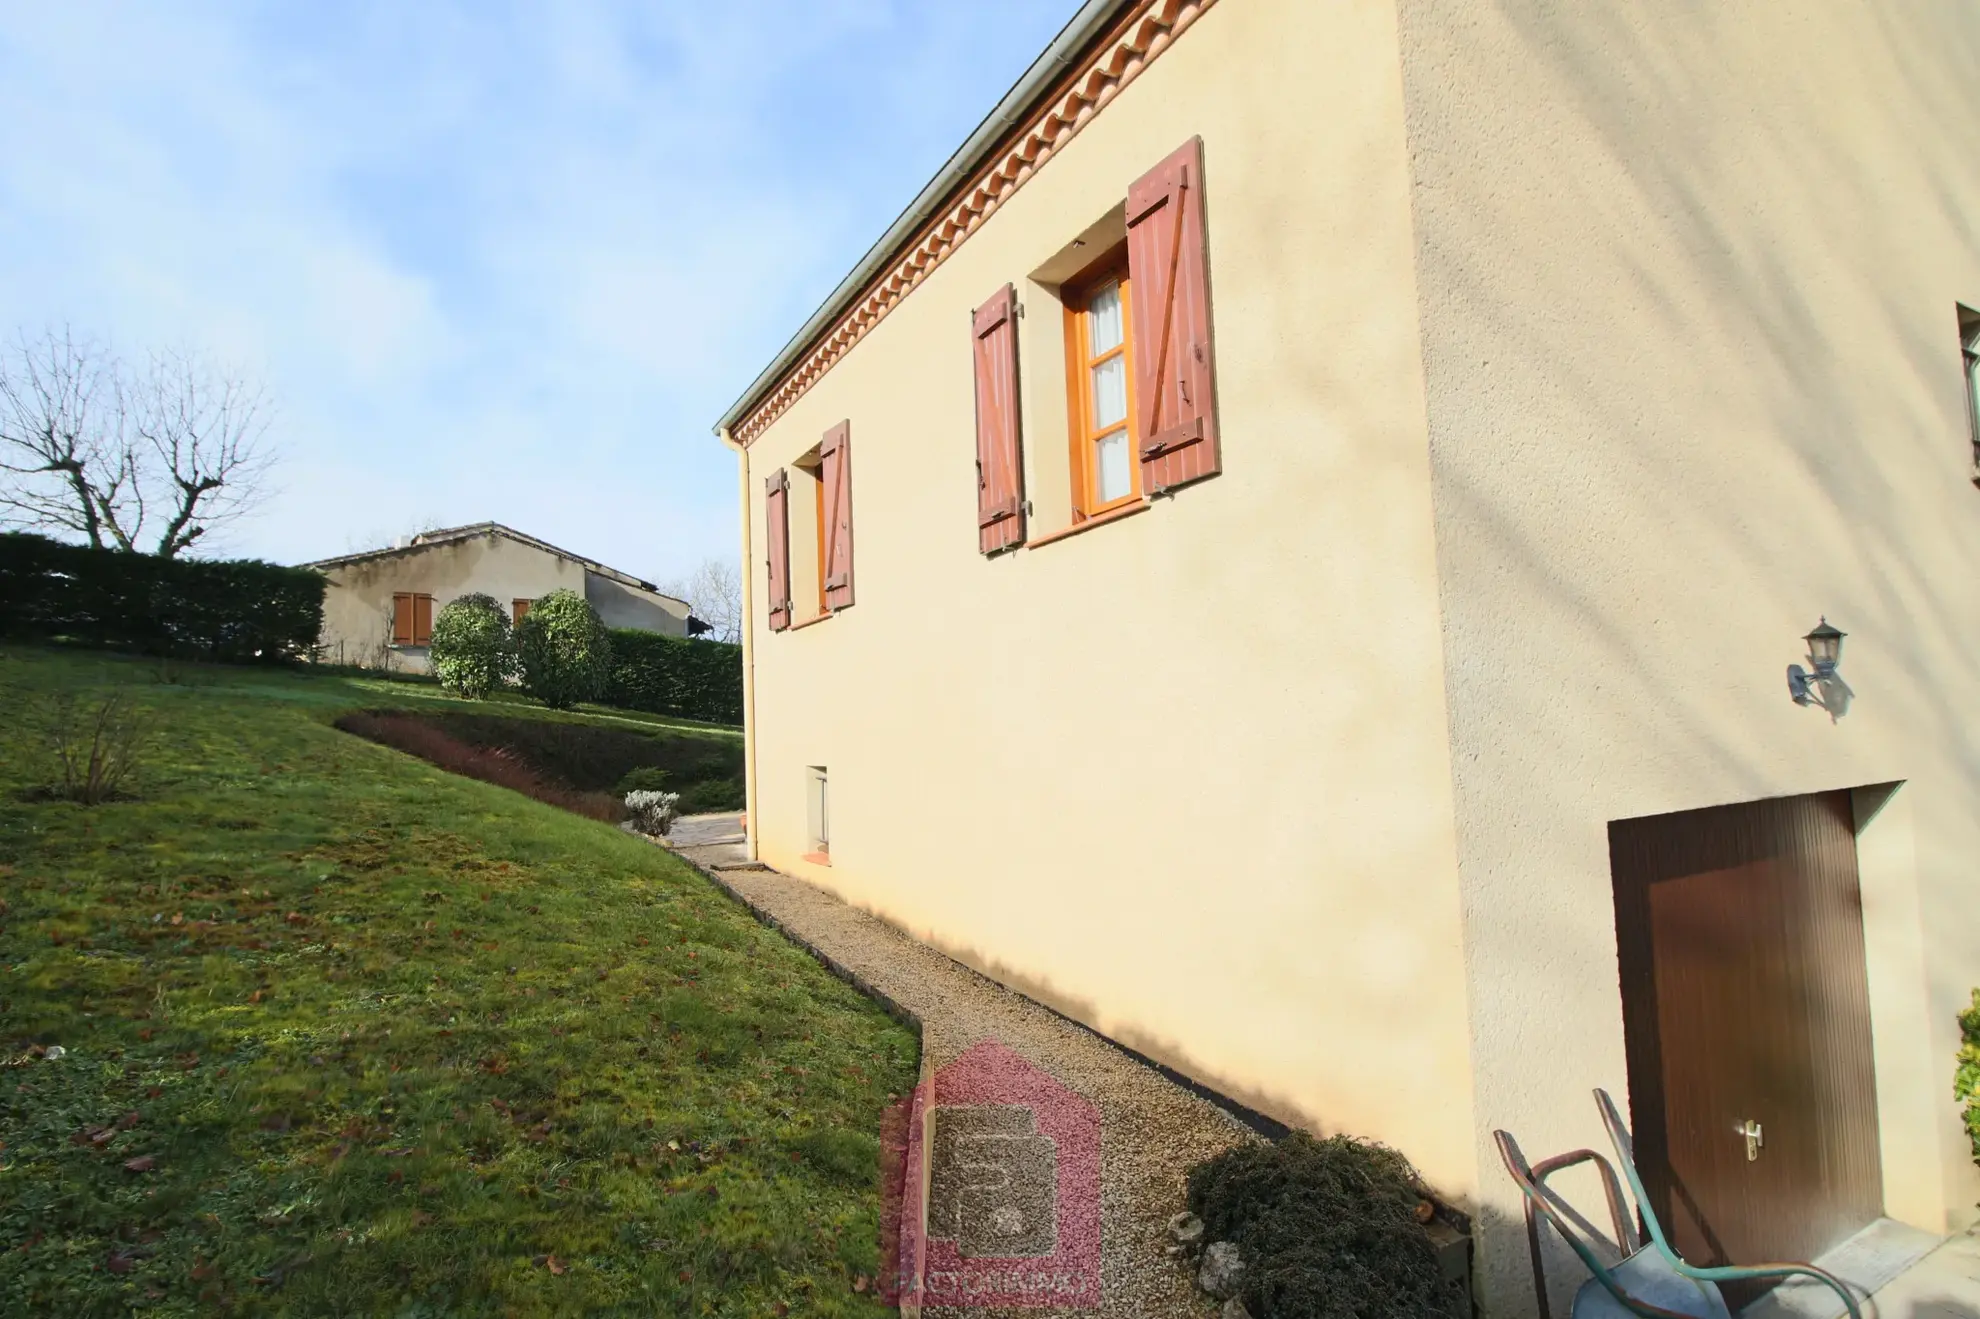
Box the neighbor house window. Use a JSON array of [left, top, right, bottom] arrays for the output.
[[805, 765, 829, 862], [512, 598, 531, 626], [1063, 251, 1138, 519], [391, 592, 434, 647]]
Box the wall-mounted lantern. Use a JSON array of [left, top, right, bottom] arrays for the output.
[[1787, 617, 1850, 717]]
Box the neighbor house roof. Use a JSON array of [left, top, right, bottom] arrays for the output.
[[302, 521, 685, 605], [713, 0, 1219, 447]]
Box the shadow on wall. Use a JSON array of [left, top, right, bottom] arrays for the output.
[[1391, 0, 1980, 1314]]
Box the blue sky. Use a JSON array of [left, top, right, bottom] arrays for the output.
[[0, 0, 1079, 581]]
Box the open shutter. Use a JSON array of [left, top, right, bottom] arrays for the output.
[[392, 593, 414, 646], [819, 421, 855, 611], [972, 285, 1025, 554], [1126, 136, 1220, 495], [765, 469, 791, 632], [413, 594, 434, 646]]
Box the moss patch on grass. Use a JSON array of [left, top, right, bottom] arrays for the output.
[[0, 645, 914, 1316]]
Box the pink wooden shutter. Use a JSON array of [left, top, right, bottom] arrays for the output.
[[972, 285, 1025, 554], [820, 421, 855, 611], [765, 470, 792, 632], [1126, 136, 1220, 494]]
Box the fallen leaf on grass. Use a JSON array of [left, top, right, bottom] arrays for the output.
[[107, 1250, 136, 1274], [533, 1254, 567, 1275], [123, 1155, 156, 1173], [853, 1275, 870, 1293]]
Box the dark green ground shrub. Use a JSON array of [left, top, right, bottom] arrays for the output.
[[0, 532, 323, 662], [605, 628, 742, 725], [615, 766, 673, 795], [515, 589, 611, 709], [428, 593, 512, 699], [1186, 1133, 1459, 1319], [425, 711, 744, 811]]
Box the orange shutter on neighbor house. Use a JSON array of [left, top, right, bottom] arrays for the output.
[[972, 284, 1026, 555], [392, 593, 414, 645], [765, 469, 792, 632], [1126, 136, 1220, 495], [512, 598, 531, 626], [412, 594, 434, 646], [819, 421, 854, 611]]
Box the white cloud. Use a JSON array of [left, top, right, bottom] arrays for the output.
[[0, 0, 1080, 582]]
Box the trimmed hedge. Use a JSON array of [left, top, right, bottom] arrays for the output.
[[605, 628, 743, 726], [0, 532, 325, 664]]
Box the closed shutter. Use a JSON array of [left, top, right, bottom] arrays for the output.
[[512, 598, 531, 626], [972, 284, 1025, 554], [413, 594, 434, 646], [765, 469, 792, 632], [1126, 136, 1220, 494], [820, 421, 855, 611], [392, 593, 414, 645]]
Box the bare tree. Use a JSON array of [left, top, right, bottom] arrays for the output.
[[662, 555, 743, 645], [0, 328, 278, 557], [131, 349, 275, 558], [0, 328, 133, 548]]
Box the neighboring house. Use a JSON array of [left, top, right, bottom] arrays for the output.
[[305, 522, 694, 673], [714, 0, 1980, 1312]]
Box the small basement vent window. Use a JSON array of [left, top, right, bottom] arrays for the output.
[[805, 766, 829, 858]]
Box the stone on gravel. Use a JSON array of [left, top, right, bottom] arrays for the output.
[[1199, 1240, 1244, 1299], [1167, 1211, 1205, 1247], [1222, 1298, 1254, 1319]]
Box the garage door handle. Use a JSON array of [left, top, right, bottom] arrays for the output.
[[1738, 1119, 1763, 1162]]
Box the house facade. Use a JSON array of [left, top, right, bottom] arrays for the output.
[[716, 0, 1980, 1311], [306, 522, 691, 673]]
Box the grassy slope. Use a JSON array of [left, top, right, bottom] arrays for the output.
[[0, 646, 914, 1317]]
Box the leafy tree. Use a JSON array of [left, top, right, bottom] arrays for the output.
[[428, 593, 512, 700], [515, 589, 611, 710]]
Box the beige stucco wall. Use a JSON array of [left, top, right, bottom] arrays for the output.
[[1393, 1, 1980, 1310], [316, 532, 686, 673], [738, 0, 1481, 1199]]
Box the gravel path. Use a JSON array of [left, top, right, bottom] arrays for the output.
[[668, 829, 1257, 1318]]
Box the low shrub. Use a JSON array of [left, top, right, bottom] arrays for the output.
[[47, 691, 152, 804], [616, 766, 673, 795], [624, 789, 680, 837], [1956, 989, 1980, 1162], [334, 711, 621, 822], [1186, 1133, 1458, 1319], [428, 593, 513, 699], [515, 590, 611, 710], [675, 778, 745, 815]]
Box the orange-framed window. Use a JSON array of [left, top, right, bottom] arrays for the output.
[[812, 467, 829, 614], [1063, 249, 1137, 519], [392, 592, 434, 646]]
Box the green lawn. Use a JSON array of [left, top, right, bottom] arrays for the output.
[[0, 645, 915, 1316]]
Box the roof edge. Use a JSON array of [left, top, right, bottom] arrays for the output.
[[301, 521, 689, 608], [712, 0, 1133, 438]]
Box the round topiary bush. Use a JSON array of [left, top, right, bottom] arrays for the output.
[[427, 593, 513, 699], [514, 589, 612, 710], [1186, 1132, 1459, 1319]]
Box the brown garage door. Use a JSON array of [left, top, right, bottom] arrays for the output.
[[1609, 790, 1881, 1276]]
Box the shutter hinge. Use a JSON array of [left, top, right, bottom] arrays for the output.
[[1023, 499, 1034, 518]]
